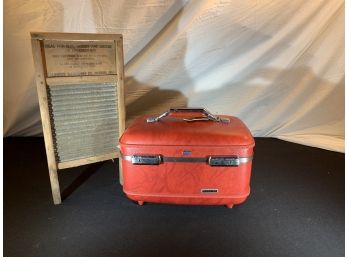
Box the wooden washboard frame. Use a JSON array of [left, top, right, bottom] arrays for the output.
[[31, 32, 125, 204]]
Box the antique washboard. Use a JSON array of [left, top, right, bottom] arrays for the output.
[[31, 33, 125, 204]]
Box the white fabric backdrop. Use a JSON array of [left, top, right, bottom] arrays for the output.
[[4, 0, 344, 152]]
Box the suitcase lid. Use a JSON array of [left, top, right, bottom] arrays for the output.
[[120, 108, 255, 147]]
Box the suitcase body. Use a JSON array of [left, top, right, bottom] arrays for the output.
[[119, 108, 255, 208]]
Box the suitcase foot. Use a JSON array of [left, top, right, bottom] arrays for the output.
[[226, 204, 234, 209], [138, 201, 145, 206]]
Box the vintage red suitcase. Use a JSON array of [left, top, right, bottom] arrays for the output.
[[119, 108, 255, 208]]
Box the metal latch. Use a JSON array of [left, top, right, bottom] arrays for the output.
[[131, 155, 162, 165], [208, 156, 240, 167]]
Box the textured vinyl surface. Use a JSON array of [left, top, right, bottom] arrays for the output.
[[47, 82, 119, 162]]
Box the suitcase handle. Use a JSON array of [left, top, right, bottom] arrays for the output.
[[146, 107, 230, 123]]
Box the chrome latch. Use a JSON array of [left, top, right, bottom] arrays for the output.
[[208, 156, 240, 167], [131, 155, 162, 165]]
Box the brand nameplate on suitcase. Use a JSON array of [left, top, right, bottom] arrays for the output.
[[201, 189, 219, 193]]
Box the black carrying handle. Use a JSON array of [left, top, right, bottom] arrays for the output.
[[146, 107, 230, 123]]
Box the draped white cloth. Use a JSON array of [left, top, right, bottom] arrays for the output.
[[4, 0, 344, 152]]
